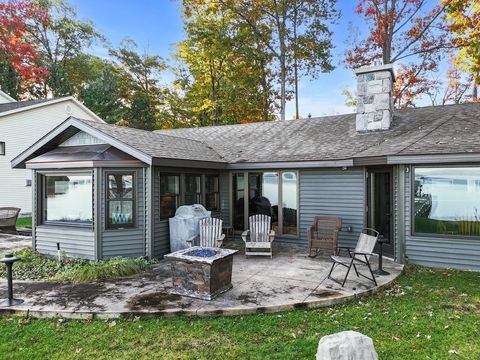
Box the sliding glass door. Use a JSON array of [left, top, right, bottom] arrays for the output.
[[232, 171, 298, 237]]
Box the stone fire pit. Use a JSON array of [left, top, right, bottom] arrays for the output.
[[165, 246, 238, 300]]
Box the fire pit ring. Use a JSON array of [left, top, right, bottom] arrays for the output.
[[165, 246, 238, 300]]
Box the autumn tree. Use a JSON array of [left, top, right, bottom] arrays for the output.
[[346, 0, 452, 107], [110, 40, 166, 130], [165, 2, 276, 127], [444, 0, 480, 101], [0, 0, 48, 98], [27, 0, 103, 97], [189, 0, 338, 121]]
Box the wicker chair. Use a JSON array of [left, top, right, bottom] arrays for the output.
[[0, 207, 21, 233], [307, 216, 342, 257]]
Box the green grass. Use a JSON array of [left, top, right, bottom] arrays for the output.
[[15, 216, 32, 228], [0, 266, 479, 359], [0, 248, 152, 283]]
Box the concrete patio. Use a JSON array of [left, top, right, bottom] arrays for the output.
[[0, 243, 403, 318], [0, 232, 31, 255]]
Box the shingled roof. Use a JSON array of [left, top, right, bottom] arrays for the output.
[[76, 118, 226, 163], [0, 98, 55, 114], [154, 102, 480, 164], [15, 103, 479, 168]]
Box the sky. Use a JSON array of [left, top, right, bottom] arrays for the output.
[[67, 1, 387, 118]]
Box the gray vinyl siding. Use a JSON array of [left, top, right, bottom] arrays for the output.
[[100, 168, 146, 259], [36, 225, 95, 259], [299, 168, 365, 248], [404, 168, 480, 270], [219, 170, 230, 225], [152, 167, 170, 258]]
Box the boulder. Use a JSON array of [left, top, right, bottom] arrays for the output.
[[316, 331, 378, 360]]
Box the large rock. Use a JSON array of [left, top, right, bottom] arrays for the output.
[[316, 331, 378, 360]]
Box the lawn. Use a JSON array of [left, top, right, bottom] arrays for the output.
[[16, 216, 32, 228], [0, 266, 479, 359]]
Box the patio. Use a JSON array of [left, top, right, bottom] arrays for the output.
[[0, 243, 403, 318]]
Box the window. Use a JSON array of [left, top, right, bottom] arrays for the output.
[[414, 167, 480, 237], [106, 173, 135, 229], [160, 174, 180, 219], [232, 171, 298, 236], [205, 175, 220, 211], [248, 172, 279, 232], [0, 142, 4, 155], [233, 173, 245, 231], [44, 174, 92, 225], [184, 174, 201, 205], [282, 172, 298, 235]]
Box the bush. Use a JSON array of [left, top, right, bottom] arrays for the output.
[[0, 248, 153, 283], [53, 257, 151, 284]]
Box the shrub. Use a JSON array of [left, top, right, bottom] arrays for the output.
[[0, 248, 153, 283], [53, 257, 151, 284]]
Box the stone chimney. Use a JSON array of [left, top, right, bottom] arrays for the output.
[[354, 62, 395, 132]]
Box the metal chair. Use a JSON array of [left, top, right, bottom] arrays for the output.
[[327, 228, 379, 287]]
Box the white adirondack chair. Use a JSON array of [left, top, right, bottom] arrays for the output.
[[241, 214, 275, 257], [187, 217, 225, 248]]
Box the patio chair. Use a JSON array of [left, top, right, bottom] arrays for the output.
[[0, 207, 20, 233], [327, 228, 379, 287], [187, 217, 225, 248], [242, 214, 275, 257], [307, 216, 342, 257]]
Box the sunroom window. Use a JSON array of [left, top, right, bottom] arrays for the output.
[[414, 167, 480, 237], [106, 173, 135, 229], [205, 175, 220, 211], [184, 174, 202, 205], [44, 174, 93, 225], [160, 174, 180, 219]]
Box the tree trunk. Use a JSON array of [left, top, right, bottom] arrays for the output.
[[280, 55, 286, 121], [293, 2, 299, 119], [473, 71, 479, 101]]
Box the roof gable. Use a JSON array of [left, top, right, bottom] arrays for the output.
[[0, 96, 105, 123]]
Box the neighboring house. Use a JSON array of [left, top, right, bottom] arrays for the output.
[[0, 94, 103, 214], [11, 64, 480, 270]]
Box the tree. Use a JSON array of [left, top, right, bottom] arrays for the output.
[[346, 0, 452, 107], [27, 0, 103, 97], [444, 0, 480, 101], [167, 2, 276, 127], [0, 0, 48, 98], [79, 65, 125, 124], [189, 0, 338, 121], [109, 40, 166, 130]]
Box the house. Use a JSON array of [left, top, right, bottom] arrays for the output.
[[0, 91, 103, 214], [10, 64, 480, 270]]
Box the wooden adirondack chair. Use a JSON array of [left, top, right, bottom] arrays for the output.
[[187, 218, 225, 248], [241, 214, 275, 258], [307, 216, 342, 257], [0, 207, 20, 233], [327, 228, 379, 287]]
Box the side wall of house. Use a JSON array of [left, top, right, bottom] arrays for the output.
[[299, 168, 366, 248], [100, 167, 147, 259], [0, 100, 99, 213], [400, 166, 480, 270]]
